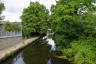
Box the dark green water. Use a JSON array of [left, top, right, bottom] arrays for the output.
[[1, 38, 70, 64]]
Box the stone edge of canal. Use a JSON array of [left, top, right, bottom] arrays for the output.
[[0, 36, 39, 63]]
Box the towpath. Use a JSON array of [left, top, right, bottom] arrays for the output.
[[0, 36, 39, 61]]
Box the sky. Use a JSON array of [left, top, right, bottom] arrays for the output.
[[2, 0, 56, 22]]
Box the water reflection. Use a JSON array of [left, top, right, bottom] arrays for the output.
[[43, 29, 56, 64], [13, 53, 25, 64], [22, 39, 50, 64], [47, 59, 52, 64], [2, 38, 70, 64], [43, 29, 56, 51]]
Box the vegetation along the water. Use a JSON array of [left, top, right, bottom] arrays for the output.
[[1, 0, 96, 64], [21, 0, 96, 64]]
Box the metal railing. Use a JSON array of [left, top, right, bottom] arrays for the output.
[[0, 31, 22, 37]]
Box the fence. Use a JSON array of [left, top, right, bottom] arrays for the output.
[[0, 31, 22, 37]]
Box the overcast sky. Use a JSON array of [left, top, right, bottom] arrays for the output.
[[2, 0, 56, 22]]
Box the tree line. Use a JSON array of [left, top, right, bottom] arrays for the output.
[[21, 0, 96, 64]]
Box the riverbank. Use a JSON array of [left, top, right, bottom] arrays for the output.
[[0, 36, 39, 62]]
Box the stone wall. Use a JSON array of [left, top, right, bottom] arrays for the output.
[[0, 36, 22, 50]]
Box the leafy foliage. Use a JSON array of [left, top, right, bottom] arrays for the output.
[[79, 13, 96, 37], [51, 0, 96, 48], [4, 22, 21, 31], [64, 37, 96, 64], [21, 0, 96, 63], [0, 0, 5, 20], [21, 2, 49, 37], [50, 0, 96, 64]]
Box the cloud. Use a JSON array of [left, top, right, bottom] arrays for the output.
[[2, 0, 56, 22], [36, 0, 56, 10]]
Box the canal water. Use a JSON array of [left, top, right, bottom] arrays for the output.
[[1, 38, 70, 64]]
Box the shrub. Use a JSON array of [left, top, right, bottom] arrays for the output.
[[64, 37, 96, 64]]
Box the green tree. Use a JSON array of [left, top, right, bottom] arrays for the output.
[[50, 0, 96, 64], [0, 0, 5, 20], [21, 2, 49, 37], [4, 22, 21, 31], [50, 0, 96, 48], [64, 37, 96, 64]]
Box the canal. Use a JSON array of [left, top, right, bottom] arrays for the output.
[[1, 38, 70, 64]]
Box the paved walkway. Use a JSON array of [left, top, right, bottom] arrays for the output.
[[0, 36, 39, 61]]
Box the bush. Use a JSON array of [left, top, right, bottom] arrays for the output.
[[64, 37, 96, 64], [4, 22, 21, 31]]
